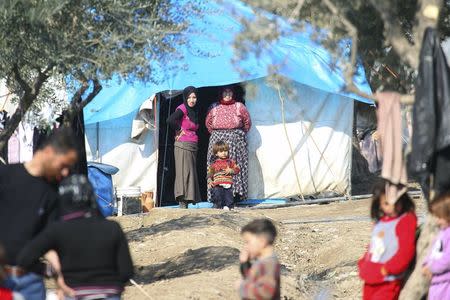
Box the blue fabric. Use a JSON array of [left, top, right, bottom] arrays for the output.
[[165, 202, 214, 209], [87, 162, 119, 175], [82, 0, 373, 124], [238, 199, 287, 205], [4, 273, 45, 300], [87, 163, 118, 217]]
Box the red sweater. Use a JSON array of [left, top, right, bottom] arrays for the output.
[[205, 101, 251, 133], [207, 158, 240, 186], [0, 287, 13, 300], [358, 212, 417, 284]]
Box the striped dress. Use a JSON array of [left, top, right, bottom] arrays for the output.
[[205, 101, 251, 201]]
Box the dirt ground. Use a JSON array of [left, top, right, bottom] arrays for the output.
[[116, 198, 426, 300]]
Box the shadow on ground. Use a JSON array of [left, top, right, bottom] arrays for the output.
[[306, 260, 356, 281], [134, 246, 240, 284], [127, 213, 252, 242]]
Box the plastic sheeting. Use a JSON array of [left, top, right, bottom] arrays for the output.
[[84, 110, 158, 194], [83, 0, 372, 125], [246, 79, 353, 198], [87, 78, 353, 199]]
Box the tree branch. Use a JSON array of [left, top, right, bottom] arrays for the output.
[[63, 77, 102, 127], [80, 78, 102, 109], [322, 0, 417, 105], [369, 0, 443, 69], [12, 64, 32, 96], [289, 0, 306, 22], [0, 66, 52, 152]]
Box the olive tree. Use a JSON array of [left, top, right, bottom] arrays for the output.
[[0, 0, 199, 150]]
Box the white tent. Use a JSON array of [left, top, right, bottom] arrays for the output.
[[84, 77, 354, 201], [83, 0, 373, 203]]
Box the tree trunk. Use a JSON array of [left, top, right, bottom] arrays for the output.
[[0, 66, 52, 154], [0, 92, 37, 152], [62, 79, 102, 175], [399, 216, 439, 300]]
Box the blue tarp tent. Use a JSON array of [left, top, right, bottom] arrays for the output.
[[83, 0, 373, 202], [83, 0, 372, 125]]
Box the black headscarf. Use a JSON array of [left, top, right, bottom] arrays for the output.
[[58, 174, 97, 216], [182, 86, 198, 124]]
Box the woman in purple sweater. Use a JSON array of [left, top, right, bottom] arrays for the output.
[[167, 86, 201, 208], [423, 192, 450, 300]]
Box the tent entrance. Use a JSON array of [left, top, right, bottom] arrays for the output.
[[156, 84, 246, 206]]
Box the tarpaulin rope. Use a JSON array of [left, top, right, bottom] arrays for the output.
[[276, 84, 305, 201]]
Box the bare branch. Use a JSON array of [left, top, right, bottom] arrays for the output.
[[0, 68, 51, 151], [322, 0, 357, 81], [289, 0, 306, 22], [70, 80, 90, 105], [322, 0, 416, 105], [80, 78, 102, 109], [62, 77, 102, 127], [369, 0, 443, 69]]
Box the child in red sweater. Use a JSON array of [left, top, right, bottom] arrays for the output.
[[358, 180, 417, 300], [207, 141, 240, 210]]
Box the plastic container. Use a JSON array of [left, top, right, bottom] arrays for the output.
[[116, 186, 142, 216]]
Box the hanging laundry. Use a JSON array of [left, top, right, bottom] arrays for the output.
[[32, 126, 49, 153], [376, 92, 408, 204], [0, 110, 8, 161], [0, 110, 8, 130], [360, 129, 382, 174], [18, 122, 33, 162], [7, 130, 20, 164], [408, 28, 450, 200]]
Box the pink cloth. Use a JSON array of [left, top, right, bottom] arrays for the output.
[[205, 102, 251, 133], [7, 132, 20, 164], [376, 92, 408, 204], [175, 104, 199, 143]]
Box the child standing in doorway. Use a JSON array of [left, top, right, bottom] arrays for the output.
[[207, 141, 240, 210], [422, 192, 450, 300], [358, 180, 417, 300]]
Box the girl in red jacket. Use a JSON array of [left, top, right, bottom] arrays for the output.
[[358, 180, 417, 300]]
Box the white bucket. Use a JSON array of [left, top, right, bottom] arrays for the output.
[[116, 186, 141, 216]]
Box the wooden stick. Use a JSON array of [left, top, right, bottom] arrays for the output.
[[129, 279, 154, 300]]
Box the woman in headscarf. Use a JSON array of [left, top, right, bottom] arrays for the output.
[[167, 86, 201, 208], [17, 175, 134, 300], [206, 86, 251, 203]]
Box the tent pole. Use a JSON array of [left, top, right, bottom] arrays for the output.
[[96, 122, 100, 162], [159, 91, 172, 207]]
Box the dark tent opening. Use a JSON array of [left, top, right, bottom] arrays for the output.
[[156, 83, 246, 206]]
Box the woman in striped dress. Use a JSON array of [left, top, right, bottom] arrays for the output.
[[206, 86, 251, 202]]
